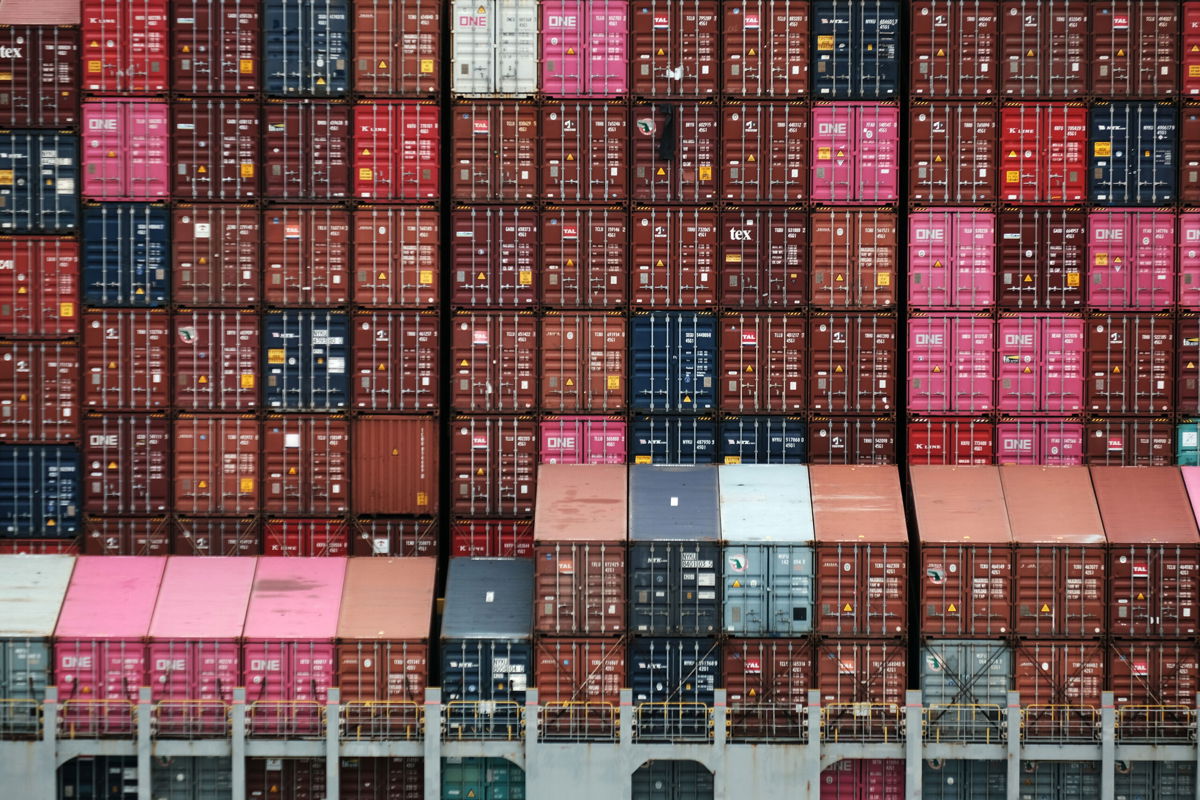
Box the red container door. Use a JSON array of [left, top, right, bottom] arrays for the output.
[[351, 311, 440, 412]]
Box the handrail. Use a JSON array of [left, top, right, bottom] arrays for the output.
[[59, 698, 137, 739], [633, 702, 713, 742], [341, 700, 424, 741], [821, 702, 902, 743], [246, 700, 326, 738], [152, 699, 231, 738], [539, 701, 617, 742], [922, 703, 1006, 743], [442, 700, 525, 741]]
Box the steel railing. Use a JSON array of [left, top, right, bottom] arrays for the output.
[[443, 701, 524, 740], [152, 700, 230, 738], [341, 701, 424, 741], [923, 703, 1006, 743], [0, 698, 42, 738], [59, 699, 137, 738], [821, 703, 903, 743], [633, 702, 713, 742], [246, 700, 325, 738], [1021, 704, 1100, 742], [538, 701, 617, 742], [1116, 705, 1196, 742], [726, 702, 807, 742]]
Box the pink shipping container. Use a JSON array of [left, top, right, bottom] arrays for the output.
[[263, 206, 352, 306], [83, 310, 170, 411], [810, 103, 899, 204], [450, 206, 538, 308], [997, 314, 1086, 414], [542, 0, 629, 96], [352, 206, 439, 308], [54, 556, 167, 735], [995, 418, 1085, 464], [173, 310, 260, 410], [819, 760, 903, 800], [0, 237, 78, 336], [82, 99, 170, 200], [907, 209, 996, 309], [263, 520, 350, 558], [1087, 210, 1175, 309], [1181, 212, 1200, 309], [539, 416, 627, 464], [82, 0, 169, 92], [352, 101, 439, 200], [242, 558, 347, 736], [0, 341, 80, 443], [908, 314, 996, 413]]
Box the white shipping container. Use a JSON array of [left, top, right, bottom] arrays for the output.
[[452, 0, 539, 96]]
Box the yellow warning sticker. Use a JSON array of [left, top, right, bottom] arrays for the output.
[[240, 478, 254, 493], [1066, 273, 1080, 287], [240, 163, 254, 178], [0, 170, 12, 186], [818, 146, 832, 160], [416, 491, 428, 506], [1191, 65, 1200, 77], [240, 59, 254, 74], [108, 461, 117, 470], [60, 302, 74, 317], [817, 35, 835, 50], [947, 603, 957, 613], [241, 374, 255, 388], [842, 603, 853, 612], [635, 455, 653, 464], [1040, 603, 1050, 613], [1095, 142, 1112, 157], [656, 167, 666, 175], [1095, 253, 1108, 266], [699, 166, 712, 181], [419, 270, 433, 285], [359, 168, 373, 181], [724, 456, 742, 465], [607, 375, 620, 390], [267, 349, 285, 364], [518, 270, 532, 285], [88, 60, 102, 73], [877, 273, 891, 287], [420, 59, 434, 74], [1006, 170, 1020, 184]]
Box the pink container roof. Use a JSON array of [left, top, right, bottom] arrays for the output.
[[242, 557, 347, 641], [148, 557, 258, 640], [55, 556, 167, 639], [1179, 467, 1200, 535]]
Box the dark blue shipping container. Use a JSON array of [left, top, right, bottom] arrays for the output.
[[631, 415, 718, 465], [58, 757, 136, 800], [923, 760, 1006, 800], [1088, 103, 1178, 205], [1019, 762, 1100, 800], [812, 0, 901, 98], [0, 131, 78, 234], [0, 445, 80, 538], [263, 310, 349, 409], [628, 638, 719, 739], [630, 312, 717, 412], [1114, 762, 1196, 800], [632, 761, 714, 800], [719, 416, 808, 463], [82, 204, 169, 307], [263, 0, 350, 96]]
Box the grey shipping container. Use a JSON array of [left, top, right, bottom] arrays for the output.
[[263, 311, 349, 410], [923, 760, 1006, 800], [920, 640, 1011, 742], [0, 445, 80, 537], [263, 0, 350, 96], [442, 757, 526, 800], [812, 0, 900, 98], [0, 131, 78, 233], [1088, 102, 1178, 205], [1019, 762, 1101, 800], [1115, 762, 1196, 800], [151, 757, 233, 800], [628, 638, 720, 740], [632, 760, 715, 800]]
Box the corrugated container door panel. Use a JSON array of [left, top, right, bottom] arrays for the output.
[[1187, 107, 1200, 204], [0, 237, 78, 336], [1089, 102, 1178, 205], [353, 206, 439, 308], [630, 0, 719, 97], [81, 99, 169, 201], [631, 102, 718, 203], [150, 758, 234, 799], [172, 205, 261, 307], [171, 98, 260, 201], [1085, 417, 1174, 465], [245, 758, 327, 800], [720, 207, 807, 310], [630, 414, 718, 464], [996, 419, 1085, 465], [999, 104, 1088, 203], [263, 101, 352, 199], [817, 640, 906, 706], [0, 26, 79, 127], [1181, 215, 1200, 311], [450, 0, 539, 96], [1188, 3, 1200, 96], [820, 760, 905, 800], [542, 1, 629, 97], [173, 310, 260, 411], [539, 415, 627, 463], [997, 314, 1085, 414], [908, 209, 996, 309], [263, 0, 349, 96], [450, 416, 537, 517], [534, 638, 624, 732], [1090, 0, 1178, 98], [808, 416, 897, 464], [1087, 209, 1175, 309], [630, 311, 717, 412], [263, 519, 349, 557], [451, 519, 533, 557], [812, 0, 900, 98], [352, 416, 437, 516], [340, 758, 423, 800], [906, 417, 995, 465], [921, 640, 1011, 707], [82, 203, 169, 308], [998, 208, 1086, 310], [628, 638, 719, 738], [533, 546, 626, 635], [541, 101, 629, 202], [351, 311, 439, 411], [452, 311, 538, 412], [632, 762, 714, 800], [0, 131, 79, 234], [353, 101, 439, 200], [719, 416, 807, 464], [999, 0, 1087, 98], [631, 207, 718, 307], [923, 760, 1007, 799], [172, 0, 260, 94], [82, 0, 169, 92], [811, 208, 897, 308], [450, 206, 538, 308], [909, 103, 997, 203], [263, 310, 350, 410], [808, 313, 897, 413], [1115, 763, 1197, 800], [83, 518, 170, 555], [263, 417, 348, 515], [810, 103, 900, 203], [1109, 641, 1200, 717], [628, 540, 722, 635], [719, 312, 805, 413], [1014, 641, 1105, 736], [540, 312, 626, 413], [451, 101, 538, 201], [83, 414, 169, 515], [353, 0, 441, 95], [0, 557, 73, 724], [83, 310, 170, 411], [1086, 313, 1174, 413], [723, 639, 812, 739], [0, 445, 79, 536], [263, 206, 351, 306], [0, 342, 80, 443], [722, 0, 809, 98], [173, 517, 261, 556], [1180, 316, 1200, 412], [351, 517, 438, 557], [722, 102, 808, 203], [910, 1, 999, 98], [908, 314, 995, 414], [173, 415, 259, 516], [542, 207, 628, 309]]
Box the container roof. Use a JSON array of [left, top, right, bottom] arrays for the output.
[[242, 558, 347, 640], [628, 465, 720, 541], [148, 557, 257, 640], [440, 558, 533, 641], [55, 557, 167, 639], [0, 0, 79, 23], [1001, 466, 1106, 545], [0, 555, 74, 637], [809, 465, 908, 544], [1092, 467, 1199, 545], [911, 466, 1012, 545], [337, 558, 436, 641], [534, 464, 627, 543], [718, 465, 814, 543]]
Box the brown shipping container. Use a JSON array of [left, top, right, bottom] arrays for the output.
[[263, 100, 352, 199], [0, 25, 78, 127], [909, 103, 997, 203], [912, 466, 1015, 637], [1090, 0, 1178, 98], [630, 206, 718, 308], [910, 1, 998, 98], [1178, 315, 1200, 414], [450, 206, 538, 308], [541, 101, 629, 202], [171, 98, 260, 200], [171, 0, 259, 94], [723, 638, 813, 739], [451, 101, 538, 201], [262, 415, 348, 515], [452, 311, 538, 412], [998, 207, 1086, 310], [83, 310, 170, 411], [246, 759, 325, 800], [351, 518, 438, 558], [171, 204, 261, 307], [352, 415, 438, 516], [1182, 107, 1200, 204], [540, 312, 626, 413], [352, 310, 439, 412], [1087, 314, 1174, 413], [533, 464, 627, 636], [719, 312, 806, 413], [1001, 466, 1107, 637], [174, 414, 260, 516], [999, 0, 1087, 97], [631, 0, 719, 96], [721, 102, 808, 203], [1014, 641, 1105, 734], [0, 341, 79, 443], [1092, 467, 1200, 637], [810, 209, 898, 308], [811, 465, 908, 636], [1109, 641, 1200, 715], [816, 640, 907, 707], [173, 517, 261, 556], [263, 205, 352, 306], [542, 206, 629, 309], [720, 207, 807, 310], [353, 206, 439, 308], [340, 758, 422, 800], [808, 313, 897, 413], [173, 310, 259, 411], [262, 518, 348, 556], [452, 519, 534, 557], [808, 417, 898, 464], [83, 413, 170, 515], [82, 517, 170, 555], [1085, 417, 1174, 465], [352, 0, 440, 95], [631, 102, 719, 203], [535, 637, 625, 738], [721, 0, 809, 97], [450, 415, 538, 517]]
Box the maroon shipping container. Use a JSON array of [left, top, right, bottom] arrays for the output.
[[83, 310, 170, 411], [910, 1, 998, 97], [451, 101, 538, 201], [542, 206, 629, 309], [1090, 0, 1178, 98], [262, 415, 348, 515], [721, 0, 808, 97], [83, 413, 170, 514], [719, 311, 806, 413], [820, 761, 904, 800], [906, 417, 995, 465], [1182, 106, 1200, 203], [0, 539, 78, 554], [630, 0, 719, 96], [263, 100, 352, 199], [540, 311, 626, 413], [451, 519, 534, 557], [808, 313, 897, 413], [0, 341, 79, 443], [631, 101, 719, 203], [999, 0, 1087, 97], [999, 103, 1087, 203], [171, 204, 261, 307], [808, 416, 898, 464], [996, 313, 1086, 415], [719, 207, 807, 310], [816, 640, 906, 707], [171, 98, 260, 201], [351, 310, 439, 412], [1085, 416, 1174, 464], [1109, 641, 1200, 714], [721, 101, 808, 203], [995, 417, 1086, 465], [82, 517, 170, 555], [263, 519, 350, 557], [1015, 640, 1105, 735], [82, 0, 169, 92], [1086, 313, 1174, 414], [246, 759, 325, 800], [912, 465, 1014, 637], [452, 311, 538, 412], [0, 236, 78, 337], [351, 518, 438, 558], [340, 758, 422, 800], [263, 205, 352, 306], [353, 206, 439, 308], [810, 209, 898, 309], [723, 638, 813, 738], [173, 309, 259, 410], [174, 413, 260, 516], [450, 415, 538, 517], [0, 26, 78, 127], [352, 415, 438, 516], [1179, 315, 1200, 413], [1187, 3, 1200, 97], [998, 207, 1086, 310], [541, 101, 629, 202], [909, 103, 998, 203], [173, 517, 261, 556], [630, 206, 718, 307], [536, 637, 625, 733], [171, 0, 259, 94], [352, 0, 440, 95], [450, 205, 538, 308], [353, 100, 440, 200]]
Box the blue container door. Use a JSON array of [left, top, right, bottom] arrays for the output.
[[812, 0, 900, 98], [263, 311, 349, 409], [631, 312, 716, 412], [0, 445, 80, 537], [263, 0, 350, 96], [1089, 103, 1177, 205], [0, 132, 78, 233], [629, 638, 719, 740], [83, 204, 169, 307], [769, 545, 815, 635], [720, 416, 808, 463], [631, 416, 718, 464], [441, 640, 529, 737]]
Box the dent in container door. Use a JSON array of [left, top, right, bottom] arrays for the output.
[[82, 203, 169, 308], [0, 26, 79, 127], [451, 520, 533, 557], [263, 206, 351, 306], [262, 100, 352, 199], [82, 0, 169, 92], [450, 0, 538, 96], [83, 517, 169, 555], [909, 103, 997, 203], [719, 312, 806, 413], [808, 313, 897, 413], [450, 415, 537, 517], [631, 414, 718, 464], [539, 415, 627, 463], [812, 0, 900, 98], [262, 0, 350, 96], [720, 207, 807, 309], [352, 0, 441, 96], [908, 209, 995, 309], [721, 0, 809, 98], [910, 1, 998, 98], [171, 98, 260, 201], [263, 519, 349, 557], [451, 311, 538, 412], [81, 100, 169, 201], [1088, 102, 1178, 206], [808, 416, 896, 464], [630, 311, 717, 412], [262, 416, 348, 515], [353, 206, 439, 308], [630, 102, 718, 203], [1086, 210, 1175, 310], [451, 101, 538, 201], [351, 310, 439, 412], [1085, 416, 1173, 464], [351, 517, 438, 557], [630, 207, 718, 308], [996, 314, 1085, 415], [541, 207, 628, 309], [719, 416, 807, 464], [83, 413, 169, 514], [262, 310, 350, 410], [1086, 313, 1173, 414], [721, 102, 808, 203], [173, 310, 260, 411], [450, 206, 538, 308], [809, 103, 899, 203], [998, 207, 1086, 310], [629, 0, 719, 97], [542, 0, 629, 97], [810, 208, 897, 308], [352, 101, 439, 201], [999, 104, 1087, 204], [173, 517, 261, 556], [83, 310, 170, 411], [0, 444, 79, 536], [172, 0, 259, 94], [0, 237, 78, 337], [172, 205, 261, 307], [173, 414, 259, 516], [998, 0, 1086, 98], [540, 312, 626, 413], [541, 101, 628, 202], [0, 342, 79, 443], [907, 417, 995, 465], [352, 415, 438, 516], [1090, 1, 1178, 98], [0, 131, 78, 234]]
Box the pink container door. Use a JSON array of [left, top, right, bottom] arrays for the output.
[[1181, 213, 1200, 309], [908, 317, 950, 412], [82, 100, 170, 200], [243, 641, 337, 736], [908, 210, 995, 308], [909, 315, 994, 413], [998, 315, 1084, 414], [820, 759, 904, 800], [1088, 210, 1175, 309], [542, 0, 628, 96], [811, 104, 899, 204], [996, 421, 1085, 465], [539, 416, 628, 463]]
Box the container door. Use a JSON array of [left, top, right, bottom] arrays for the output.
[[770, 544, 814, 635], [722, 544, 767, 635]]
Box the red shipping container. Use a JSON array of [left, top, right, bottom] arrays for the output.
[[810, 103, 900, 203], [906, 417, 995, 465], [1180, 315, 1200, 413], [908, 209, 995, 309], [451, 519, 534, 558], [173, 309, 259, 411], [263, 519, 350, 557], [263, 100, 352, 199], [1109, 641, 1200, 738], [0, 25, 79, 127], [171, 0, 259, 93], [999, 104, 1087, 203], [816, 640, 906, 707], [451, 101, 537, 201], [809, 313, 897, 413], [83, 517, 169, 555], [82, 99, 170, 200], [171, 205, 261, 307], [912, 465, 1014, 636], [1180, 213, 1200, 310], [0, 341, 79, 443], [353, 206, 439, 308], [820, 760, 904, 800], [539, 415, 627, 464], [450, 205, 538, 308], [998, 0, 1087, 98], [451, 311, 538, 412], [174, 414, 259, 516], [1087, 210, 1175, 310], [997, 207, 1086, 310], [540, 311, 626, 413], [997, 314, 1085, 414], [910, 0, 998, 98], [808, 416, 898, 464], [171, 98, 260, 200], [909, 103, 997, 203], [351, 518, 437, 558], [630, 0, 719, 96], [810, 209, 898, 309], [1186, 3, 1200, 96], [535, 637, 625, 733], [541, 101, 629, 202], [0, 236, 78, 336], [541, 0, 629, 98], [352, 0, 440, 95], [83, 310, 170, 411], [1181, 106, 1200, 203], [542, 206, 629, 309], [1090, 0, 1178, 98], [719, 312, 805, 413], [1086, 313, 1174, 413], [82, 0, 169, 92], [353, 101, 439, 200], [450, 415, 538, 517], [352, 415, 438, 516], [630, 206, 718, 308], [0, 539, 78, 554], [263, 205, 352, 306], [1085, 416, 1174, 464], [630, 101, 719, 203], [908, 313, 996, 413], [351, 310, 439, 411], [246, 759, 325, 800], [263, 416, 349, 515], [723, 638, 812, 739], [995, 418, 1085, 464], [721, 101, 808, 203], [720, 207, 807, 310], [1014, 641, 1105, 730], [172, 517, 261, 556], [721, 0, 808, 97], [83, 413, 169, 514], [340, 758, 422, 800]]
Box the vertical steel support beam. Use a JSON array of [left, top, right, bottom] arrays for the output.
[[424, 687, 442, 800], [137, 686, 151, 800], [905, 689, 922, 800], [231, 687, 246, 800], [1007, 691, 1021, 800], [325, 688, 340, 800], [1101, 691, 1115, 800]]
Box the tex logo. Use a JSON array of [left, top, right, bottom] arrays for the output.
[[727, 554, 747, 573]]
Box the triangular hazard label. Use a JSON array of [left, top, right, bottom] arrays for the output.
[[1040, 603, 1051, 613], [566, 259, 574, 267], [378, 272, 386, 280], [835, 273, 844, 282], [566, 48, 575, 55], [1117, 49, 1125, 56], [198, 375, 207, 383], [656, 167, 666, 175], [196, 165, 206, 174], [476, 467, 485, 475], [732, 580, 742, 588], [182, 45, 190, 53], [933, 365, 942, 373], [392, 449, 399, 456], [843, 603, 852, 612], [109, 361, 116, 369], [1137, 592, 1145, 600], [934, 155, 943, 162], [379, 60, 387, 68], [288, 467, 297, 475], [1113, 366, 1121, 373], [16, 286, 25, 294], [459, 359, 469, 367], [467, 792, 475, 799], [135, 287, 145, 294], [17, 394, 24, 401], [1189, 362, 1196, 369], [1193, 45, 1199, 52], [477, 272, 486, 280], [1023, 274, 1033, 283], [748, 48, 756, 56], [683, 395, 692, 403], [565, 378, 574, 386], [947, 603, 957, 612], [316, 77, 326, 85], [747, 154, 756, 162], [746, 365, 753, 373], [1009, 150, 1018, 158], [936, 49, 945, 57], [1027, 49, 1035, 57], [566, 153, 574, 160], [89, 40, 99, 48], [836, 150, 845, 158], [361, 148, 371, 155], [199, 481, 208, 489], [656, 259, 665, 267], [378, 363, 386, 371], [835, 365, 844, 373], [933, 260, 943, 268], [656, 48, 665, 56], [108, 461, 117, 470], [1023, 366, 1032, 373]]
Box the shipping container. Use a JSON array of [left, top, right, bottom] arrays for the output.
[[352, 518, 436, 558], [82, 203, 169, 307], [262, 100, 352, 199], [442, 758, 525, 800], [719, 206, 807, 309], [351, 310, 438, 411], [0, 539, 77, 554], [630, 0, 718, 96], [540, 415, 627, 464], [720, 415, 806, 464], [0, 555, 73, 734], [0, 236, 78, 337], [1085, 416, 1174, 465], [628, 637, 719, 738], [262, 310, 349, 410], [910, 1, 997, 98], [0, 130, 77, 233], [816, 639, 906, 706], [920, 640, 1011, 739], [172, 0, 259, 93], [923, 760, 1006, 799], [353, 0, 440, 96], [1180, 314, 1200, 412], [909, 313, 996, 413], [630, 414, 717, 465], [82, 517, 169, 555], [353, 100, 439, 200], [810, 208, 898, 307], [83, 413, 168, 515], [910, 103, 997, 203], [450, 205, 538, 307], [0, 341, 79, 443], [1087, 313, 1173, 413], [540, 100, 627, 203], [907, 417, 995, 465], [810, 103, 899, 203], [173, 309, 259, 411], [173, 414, 259, 516], [150, 758, 233, 800], [172, 517, 259, 556], [542, 206, 628, 309], [542, 0, 627, 97], [450, 0, 538, 96], [340, 757, 422, 800], [1089, 102, 1178, 205], [998, 207, 1086, 310], [719, 312, 805, 413], [721, 101, 807, 203], [353, 206, 439, 308], [1109, 640, 1200, 732], [630, 206, 717, 307], [263, 205, 351, 306], [263, 0, 349, 96], [82, 0, 168, 92], [996, 417, 1086, 464], [1183, 106, 1200, 203], [1115, 762, 1196, 800], [998, 0, 1086, 98], [809, 313, 897, 413], [450, 415, 537, 517], [535, 636, 624, 739], [1087, 209, 1175, 309], [452, 311, 537, 412], [0, 26, 78, 127], [1090, 0, 1178, 98], [246, 758, 325, 800], [81, 100, 169, 201], [908, 209, 995, 309], [999, 103, 1087, 204], [352, 415, 437, 516], [1181, 214, 1200, 310], [171, 205, 260, 307], [451, 519, 533, 558], [540, 312, 626, 413], [171, 98, 260, 201], [723, 638, 811, 740], [997, 314, 1085, 414], [1179, 420, 1200, 465], [261, 416, 348, 515], [721, 1, 809, 97], [808, 416, 898, 464], [83, 310, 170, 410], [812, 0, 900, 98], [58, 757, 136, 800], [630, 311, 716, 412], [819, 760, 904, 800], [630, 102, 718, 203], [450, 101, 536, 201], [632, 761, 715, 799], [1014, 641, 1105, 734], [1188, 3, 1200, 96]]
